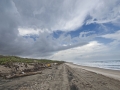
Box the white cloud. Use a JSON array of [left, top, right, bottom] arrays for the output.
[[51, 40, 120, 62], [18, 28, 39, 36], [51, 41, 109, 61], [13, 0, 100, 31], [87, 0, 120, 24], [101, 30, 120, 48], [13, 0, 120, 32], [102, 30, 120, 40], [18, 28, 50, 36]]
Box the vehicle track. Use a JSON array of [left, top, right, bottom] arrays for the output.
[[66, 64, 120, 90]]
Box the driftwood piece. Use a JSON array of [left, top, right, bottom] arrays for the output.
[[6, 71, 42, 79]]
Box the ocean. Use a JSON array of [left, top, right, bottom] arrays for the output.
[[78, 60, 120, 70]]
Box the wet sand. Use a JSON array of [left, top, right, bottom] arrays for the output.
[[0, 63, 120, 90]]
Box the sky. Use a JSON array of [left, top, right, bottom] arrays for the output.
[[0, 0, 120, 63]]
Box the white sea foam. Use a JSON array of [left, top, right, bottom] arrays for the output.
[[78, 60, 120, 70]]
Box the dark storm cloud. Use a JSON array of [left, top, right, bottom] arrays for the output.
[[0, 0, 93, 58], [0, 0, 19, 54], [0, 0, 33, 56]]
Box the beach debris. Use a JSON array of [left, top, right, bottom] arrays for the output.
[[0, 61, 60, 79], [6, 71, 42, 79]]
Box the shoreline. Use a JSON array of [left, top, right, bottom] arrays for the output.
[[66, 63, 120, 81], [77, 64, 120, 71]]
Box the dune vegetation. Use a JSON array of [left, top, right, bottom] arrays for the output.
[[0, 55, 64, 65]]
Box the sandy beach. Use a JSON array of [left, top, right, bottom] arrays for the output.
[[66, 63, 120, 81], [0, 63, 120, 90]]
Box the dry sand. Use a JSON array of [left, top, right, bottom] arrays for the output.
[[0, 63, 120, 90]]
